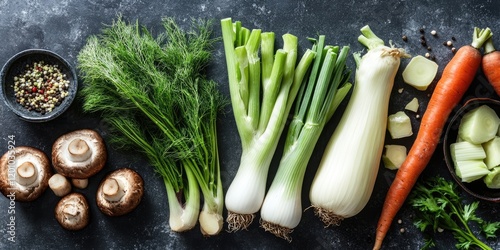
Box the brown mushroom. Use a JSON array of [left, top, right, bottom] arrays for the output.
[[55, 193, 90, 231], [52, 129, 107, 179], [96, 168, 144, 216], [0, 146, 52, 202]]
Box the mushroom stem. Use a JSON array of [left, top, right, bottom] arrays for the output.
[[96, 168, 143, 216], [15, 161, 38, 186], [68, 138, 92, 162], [63, 203, 79, 217], [102, 177, 125, 202], [49, 174, 71, 197], [71, 178, 89, 189]]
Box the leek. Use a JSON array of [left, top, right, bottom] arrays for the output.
[[309, 25, 409, 226], [221, 18, 314, 231], [260, 36, 352, 241]]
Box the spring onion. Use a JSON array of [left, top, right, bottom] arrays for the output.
[[78, 17, 225, 235], [220, 18, 314, 231], [309, 25, 409, 226], [260, 36, 352, 241]]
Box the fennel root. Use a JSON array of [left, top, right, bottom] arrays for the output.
[[311, 205, 344, 227], [226, 211, 255, 232], [260, 219, 294, 242]]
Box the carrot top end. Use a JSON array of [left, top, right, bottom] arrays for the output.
[[471, 27, 492, 50], [483, 37, 496, 54]]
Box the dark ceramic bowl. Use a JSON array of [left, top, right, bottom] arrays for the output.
[[443, 98, 500, 202], [0, 49, 78, 122]]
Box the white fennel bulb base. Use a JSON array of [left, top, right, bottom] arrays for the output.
[[309, 25, 409, 226]]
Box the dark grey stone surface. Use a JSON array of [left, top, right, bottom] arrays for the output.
[[0, 0, 499, 249]]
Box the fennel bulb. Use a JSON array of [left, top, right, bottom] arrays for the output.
[[309, 25, 409, 226]]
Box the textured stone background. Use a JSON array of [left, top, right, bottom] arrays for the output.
[[0, 0, 499, 249]]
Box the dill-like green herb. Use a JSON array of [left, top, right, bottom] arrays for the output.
[[78, 16, 226, 234]]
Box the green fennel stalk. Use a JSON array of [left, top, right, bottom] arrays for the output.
[[78, 16, 226, 235]]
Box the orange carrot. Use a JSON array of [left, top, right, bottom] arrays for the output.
[[373, 27, 492, 250], [482, 37, 500, 96]]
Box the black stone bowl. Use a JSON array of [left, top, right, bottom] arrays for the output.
[[443, 98, 500, 203], [0, 49, 78, 122]]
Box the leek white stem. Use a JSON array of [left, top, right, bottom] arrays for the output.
[[260, 39, 352, 241], [221, 18, 314, 232], [309, 25, 408, 226]]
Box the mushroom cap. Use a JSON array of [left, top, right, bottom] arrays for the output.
[[52, 129, 107, 179], [55, 192, 90, 231], [0, 146, 52, 202], [96, 168, 144, 216]]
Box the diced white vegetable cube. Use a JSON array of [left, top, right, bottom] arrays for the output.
[[402, 55, 438, 91], [454, 160, 490, 183], [382, 145, 407, 170], [404, 97, 419, 112], [387, 111, 413, 139], [483, 137, 500, 169], [484, 167, 500, 189], [458, 105, 500, 144], [450, 141, 486, 163]]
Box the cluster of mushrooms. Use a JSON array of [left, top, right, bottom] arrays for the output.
[[0, 129, 144, 231]]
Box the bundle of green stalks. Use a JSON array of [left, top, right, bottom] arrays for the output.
[[77, 16, 226, 235]]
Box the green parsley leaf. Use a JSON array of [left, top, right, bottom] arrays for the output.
[[409, 177, 499, 250]]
